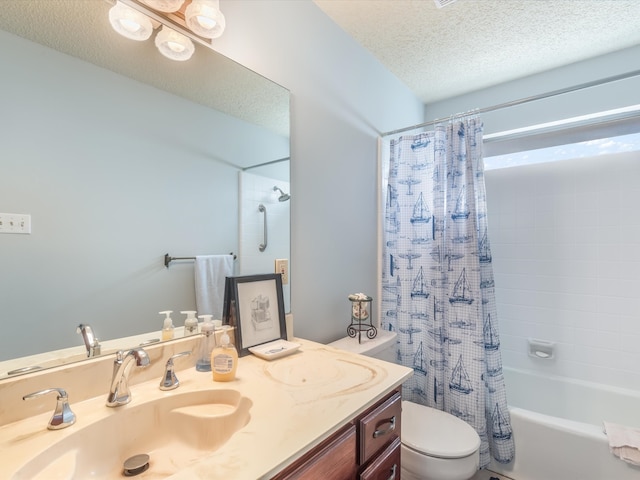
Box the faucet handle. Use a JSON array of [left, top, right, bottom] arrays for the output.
[[160, 351, 192, 391], [23, 388, 76, 430]]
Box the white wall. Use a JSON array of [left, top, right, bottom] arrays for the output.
[[486, 152, 640, 391], [214, 1, 425, 343]]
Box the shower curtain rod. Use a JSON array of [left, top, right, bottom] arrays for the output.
[[381, 69, 640, 138], [242, 157, 290, 171]]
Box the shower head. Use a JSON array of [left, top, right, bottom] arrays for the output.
[[273, 186, 290, 202]]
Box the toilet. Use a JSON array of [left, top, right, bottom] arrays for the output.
[[329, 331, 481, 480]]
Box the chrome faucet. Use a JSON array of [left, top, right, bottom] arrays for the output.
[[159, 351, 192, 391], [23, 388, 76, 430], [106, 348, 150, 407], [76, 323, 101, 357]]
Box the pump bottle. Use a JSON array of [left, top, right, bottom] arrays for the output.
[[211, 325, 238, 381], [196, 315, 216, 372], [159, 310, 175, 341], [181, 310, 198, 336]]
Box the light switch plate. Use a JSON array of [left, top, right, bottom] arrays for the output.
[[0, 213, 31, 234], [275, 258, 289, 284]]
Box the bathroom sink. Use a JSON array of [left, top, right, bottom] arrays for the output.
[[263, 347, 384, 403], [12, 389, 252, 479]]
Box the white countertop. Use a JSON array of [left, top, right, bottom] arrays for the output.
[[0, 338, 413, 479]]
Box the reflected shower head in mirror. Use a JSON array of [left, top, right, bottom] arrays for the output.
[[273, 186, 290, 202]]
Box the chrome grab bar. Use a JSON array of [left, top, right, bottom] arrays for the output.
[[258, 204, 267, 252]]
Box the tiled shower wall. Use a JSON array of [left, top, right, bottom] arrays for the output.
[[239, 171, 291, 313], [485, 151, 640, 391]]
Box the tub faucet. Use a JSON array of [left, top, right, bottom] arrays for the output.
[[76, 323, 101, 357], [106, 348, 150, 407]]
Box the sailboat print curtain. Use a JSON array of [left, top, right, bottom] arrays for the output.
[[381, 117, 514, 468]]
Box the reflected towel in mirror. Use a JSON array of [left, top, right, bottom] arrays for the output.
[[195, 255, 234, 320]]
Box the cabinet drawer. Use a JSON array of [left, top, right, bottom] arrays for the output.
[[272, 424, 357, 480], [359, 436, 401, 480], [358, 391, 401, 464]]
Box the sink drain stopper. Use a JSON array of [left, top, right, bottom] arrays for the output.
[[123, 453, 150, 476]]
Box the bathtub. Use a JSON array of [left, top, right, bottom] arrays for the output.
[[488, 368, 640, 480]]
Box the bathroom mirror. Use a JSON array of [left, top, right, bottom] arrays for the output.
[[0, 0, 290, 377]]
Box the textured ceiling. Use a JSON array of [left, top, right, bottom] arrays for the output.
[[0, 0, 290, 137], [3, 0, 640, 132], [313, 0, 640, 104]]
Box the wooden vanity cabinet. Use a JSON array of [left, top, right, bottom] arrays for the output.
[[272, 389, 402, 480], [359, 437, 401, 480], [357, 389, 401, 479], [272, 423, 358, 480]]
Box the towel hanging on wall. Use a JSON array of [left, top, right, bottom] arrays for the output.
[[194, 254, 234, 320]]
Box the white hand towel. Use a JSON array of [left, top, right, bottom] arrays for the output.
[[194, 255, 234, 320], [603, 421, 640, 466]]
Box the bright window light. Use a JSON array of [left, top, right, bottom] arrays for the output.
[[484, 131, 640, 171]]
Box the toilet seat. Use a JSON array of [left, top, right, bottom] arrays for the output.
[[402, 401, 480, 459]]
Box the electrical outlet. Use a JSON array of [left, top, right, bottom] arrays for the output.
[[0, 213, 31, 234], [275, 258, 289, 284]]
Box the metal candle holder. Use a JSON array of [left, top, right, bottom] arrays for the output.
[[347, 293, 376, 344]]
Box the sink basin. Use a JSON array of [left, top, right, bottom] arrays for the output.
[[13, 389, 252, 479], [263, 347, 385, 403]]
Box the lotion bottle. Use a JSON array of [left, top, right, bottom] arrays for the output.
[[181, 310, 199, 336], [160, 310, 175, 341], [211, 325, 238, 382]]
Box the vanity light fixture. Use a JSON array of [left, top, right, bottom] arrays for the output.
[[185, 0, 226, 39], [108, 1, 153, 41], [154, 25, 194, 61], [108, 0, 225, 61], [140, 0, 185, 13]]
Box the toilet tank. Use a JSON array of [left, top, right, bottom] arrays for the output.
[[328, 330, 397, 363]]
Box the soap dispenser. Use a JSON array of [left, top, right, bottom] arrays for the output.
[[181, 310, 199, 336], [196, 315, 216, 372], [211, 325, 238, 382], [160, 310, 175, 341]]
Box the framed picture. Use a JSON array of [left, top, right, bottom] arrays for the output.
[[222, 274, 286, 356]]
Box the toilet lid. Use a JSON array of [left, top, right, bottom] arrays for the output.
[[402, 401, 481, 459]]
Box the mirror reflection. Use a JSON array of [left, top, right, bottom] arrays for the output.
[[0, 0, 290, 377]]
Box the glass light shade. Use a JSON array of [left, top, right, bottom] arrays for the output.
[[154, 26, 195, 61], [185, 0, 226, 39], [108, 2, 153, 41], [140, 0, 185, 13]]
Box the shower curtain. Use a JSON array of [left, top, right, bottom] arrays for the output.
[[381, 117, 514, 467]]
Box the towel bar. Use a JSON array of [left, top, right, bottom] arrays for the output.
[[164, 253, 236, 268]]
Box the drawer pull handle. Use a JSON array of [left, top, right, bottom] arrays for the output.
[[373, 415, 396, 438], [387, 464, 397, 480]]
